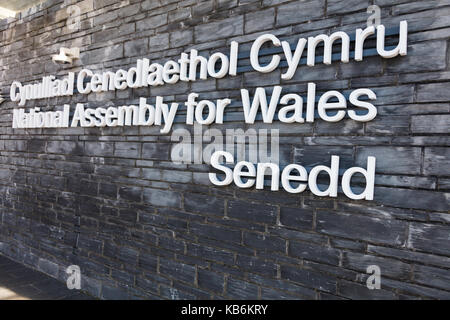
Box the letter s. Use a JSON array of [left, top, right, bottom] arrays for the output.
[[209, 151, 234, 186], [348, 88, 377, 122]]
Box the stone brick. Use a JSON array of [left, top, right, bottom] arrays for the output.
[[261, 287, 303, 299], [124, 38, 149, 57], [81, 44, 123, 65], [94, 0, 117, 9], [40, 175, 66, 190], [159, 237, 185, 254], [168, 7, 191, 23], [0, 169, 11, 181], [190, 222, 241, 244], [85, 142, 114, 157], [80, 276, 102, 297], [119, 186, 142, 202], [136, 14, 168, 32], [365, 116, 409, 135], [417, 83, 450, 102], [392, 0, 450, 15], [382, 278, 450, 299], [195, 16, 243, 42], [184, 193, 224, 216], [438, 178, 450, 190], [355, 146, 422, 175], [387, 41, 447, 73], [280, 207, 313, 230], [294, 146, 354, 169], [327, 0, 369, 14], [280, 265, 336, 293], [340, 58, 383, 78], [139, 252, 158, 272], [289, 241, 340, 265], [374, 174, 436, 190], [114, 142, 141, 158], [236, 255, 278, 276], [159, 258, 195, 283], [47, 141, 83, 155], [414, 265, 450, 291], [142, 188, 181, 208], [412, 115, 450, 134], [226, 277, 259, 299], [374, 187, 449, 211], [227, 200, 277, 224], [162, 170, 192, 183], [218, 0, 238, 9], [135, 276, 158, 293], [243, 70, 281, 87], [372, 85, 415, 105], [423, 147, 450, 176], [93, 23, 135, 43], [142, 168, 162, 180], [170, 29, 193, 48], [142, 143, 170, 160], [316, 211, 407, 246], [37, 258, 59, 277], [192, 1, 213, 18], [187, 243, 234, 265], [161, 285, 196, 299], [367, 245, 450, 269], [245, 8, 275, 34], [276, 0, 325, 26], [243, 232, 286, 252], [149, 33, 169, 52], [197, 269, 225, 294], [142, 0, 162, 11], [27, 139, 46, 153], [101, 284, 129, 300], [408, 223, 450, 256], [315, 119, 364, 135]]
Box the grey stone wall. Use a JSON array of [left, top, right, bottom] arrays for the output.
[[0, 0, 449, 299]]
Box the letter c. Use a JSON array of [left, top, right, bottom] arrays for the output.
[[77, 68, 93, 94], [10, 81, 21, 103], [250, 34, 281, 73]]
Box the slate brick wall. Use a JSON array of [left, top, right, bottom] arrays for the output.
[[0, 0, 449, 299]]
